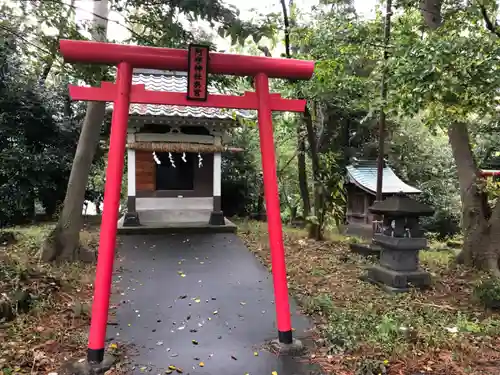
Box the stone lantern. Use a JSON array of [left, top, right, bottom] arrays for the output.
[[364, 193, 434, 292]]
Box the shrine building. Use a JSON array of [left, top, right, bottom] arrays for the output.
[[108, 69, 251, 229], [345, 158, 421, 238]]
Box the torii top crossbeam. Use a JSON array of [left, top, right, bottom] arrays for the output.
[[61, 40, 314, 112], [59, 40, 314, 80]]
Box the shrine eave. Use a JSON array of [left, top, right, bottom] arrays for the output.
[[105, 71, 255, 121], [346, 164, 421, 195]]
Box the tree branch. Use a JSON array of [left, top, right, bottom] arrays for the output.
[[278, 150, 298, 175], [478, 2, 500, 38], [29, 0, 143, 40], [257, 45, 272, 57], [0, 24, 52, 55], [279, 0, 292, 59], [39, 0, 76, 85]]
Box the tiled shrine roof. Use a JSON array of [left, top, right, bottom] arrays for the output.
[[106, 69, 253, 120], [346, 159, 421, 195]]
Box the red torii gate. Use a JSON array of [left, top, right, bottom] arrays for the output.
[[59, 40, 315, 364], [480, 170, 500, 178]]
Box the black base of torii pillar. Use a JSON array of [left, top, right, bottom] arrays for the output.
[[209, 196, 225, 225]]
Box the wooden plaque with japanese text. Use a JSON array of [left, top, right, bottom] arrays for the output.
[[187, 44, 209, 101]]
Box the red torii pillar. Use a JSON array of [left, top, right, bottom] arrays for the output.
[[59, 40, 315, 363]]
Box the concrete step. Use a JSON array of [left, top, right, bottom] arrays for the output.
[[117, 210, 237, 235]]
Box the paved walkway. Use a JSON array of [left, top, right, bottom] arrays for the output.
[[109, 233, 321, 375]]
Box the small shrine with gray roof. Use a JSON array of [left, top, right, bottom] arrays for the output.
[[345, 158, 421, 238], [106, 68, 251, 229]]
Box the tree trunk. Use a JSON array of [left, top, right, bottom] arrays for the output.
[[297, 121, 311, 218], [420, 0, 443, 30], [256, 175, 266, 221], [41, 0, 109, 263], [486, 203, 500, 275], [375, 0, 392, 204], [42, 101, 106, 262], [304, 106, 323, 240], [96, 201, 102, 215], [279, 0, 311, 219], [448, 122, 500, 275]]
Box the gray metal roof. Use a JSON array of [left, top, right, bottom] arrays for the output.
[[346, 162, 421, 195], [106, 69, 253, 120]]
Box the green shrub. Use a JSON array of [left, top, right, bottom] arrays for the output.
[[474, 278, 500, 309]]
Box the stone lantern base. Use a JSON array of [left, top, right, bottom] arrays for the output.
[[363, 194, 435, 293], [364, 264, 431, 293]]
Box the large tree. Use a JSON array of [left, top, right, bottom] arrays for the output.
[[389, 1, 500, 273], [42, 0, 110, 262], [287, 2, 381, 238]]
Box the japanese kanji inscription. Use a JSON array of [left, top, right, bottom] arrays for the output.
[[187, 44, 209, 101]]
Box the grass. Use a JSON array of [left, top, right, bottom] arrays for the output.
[[238, 220, 500, 375], [0, 224, 100, 375]]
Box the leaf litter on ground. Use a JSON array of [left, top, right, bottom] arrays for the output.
[[239, 220, 500, 375], [0, 225, 113, 374]]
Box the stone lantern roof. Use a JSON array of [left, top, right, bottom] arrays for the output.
[[369, 194, 434, 217]]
